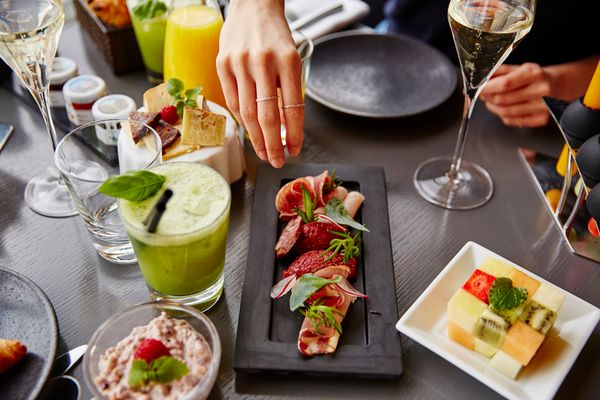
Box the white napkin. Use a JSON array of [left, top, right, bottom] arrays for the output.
[[285, 0, 370, 41]]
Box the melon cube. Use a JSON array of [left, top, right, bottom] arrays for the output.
[[474, 338, 498, 358], [490, 350, 522, 379], [479, 258, 514, 278], [501, 321, 545, 366], [447, 289, 487, 332], [448, 322, 474, 350], [531, 284, 565, 313], [509, 269, 540, 298]]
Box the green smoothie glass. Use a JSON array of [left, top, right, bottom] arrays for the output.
[[119, 162, 231, 311], [126, 0, 169, 83]]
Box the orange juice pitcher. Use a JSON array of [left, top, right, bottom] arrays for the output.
[[164, 0, 226, 107]]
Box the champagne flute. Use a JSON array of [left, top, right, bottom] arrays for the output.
[[414, 0, 535, 210], [0, 0, 76, 217]]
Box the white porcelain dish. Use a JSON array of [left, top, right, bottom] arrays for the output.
[[396, 241, 599, 400]]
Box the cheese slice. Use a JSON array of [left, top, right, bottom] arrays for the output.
[[181, 107, 226, 146], [143, 83, 172, 113]]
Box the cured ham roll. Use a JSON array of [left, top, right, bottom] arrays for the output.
[[343, 191, 365, 219]]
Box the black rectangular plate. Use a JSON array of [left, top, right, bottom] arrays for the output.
[[234, 163, 402, 379]]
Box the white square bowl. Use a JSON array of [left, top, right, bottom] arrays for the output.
[[396, 241, 599, 400]]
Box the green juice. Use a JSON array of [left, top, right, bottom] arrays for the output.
[[128, 0, 168, 77], [119, 163, 231, 308]]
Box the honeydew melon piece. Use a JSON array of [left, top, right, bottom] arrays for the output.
[[519, 300, 557, 335], [447, 289, 487, 332], [501, 321, 545, 366], [479, 258, 514, 278], [531, 284, 566, 313], [448, 322, 475, 350], [490, 350, 522, 379], [509, 269, 540, 298], [473, 309, 509, 348], [474, 338, 498, 358]]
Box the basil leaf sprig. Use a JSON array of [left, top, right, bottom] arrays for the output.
[[293, 186, 317, 224], [99, 170, 166, 202], [300, 300, 345, 335], [132, 0, 167, 20], [166, 78, 203, 117], [289, 274, 342, 311], [128, 356, 189, 388], [325, 198, 369, 232], [488, 277, 528, 310]]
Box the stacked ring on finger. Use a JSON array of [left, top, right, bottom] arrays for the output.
[[256, 95, 279, 103], [282, 103, 304, 109]]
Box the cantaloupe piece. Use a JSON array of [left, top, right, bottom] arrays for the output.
[[479, 258, 513, 278], [490, 350, 522, 379], [531, 284, 565, 313], [447, 289, 487, 332], [501, 321, 545, 366], [509, 269, 540, 298], [448, 321, 475, 350], [474, 338, 498, 358]]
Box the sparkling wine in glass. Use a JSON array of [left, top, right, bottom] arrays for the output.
[[414, 0, 534, 210], [0, 0, 76, 217]]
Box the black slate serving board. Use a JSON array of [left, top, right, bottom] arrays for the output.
[[234, 164, 402, 378]]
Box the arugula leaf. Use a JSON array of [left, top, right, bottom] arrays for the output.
[[325, 198, 369, 232], [289, 274, 341, 311], [128, 356, 189, 388], [166, 78, 185, 99], [488, 277, 528, 310], [133, 0, 167, 20], [300, 301, 345, 335], [99, 170, 166, 202]]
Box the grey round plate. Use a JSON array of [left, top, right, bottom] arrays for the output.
[[0, 267, 58, 400], [306, 31, 458, 118]]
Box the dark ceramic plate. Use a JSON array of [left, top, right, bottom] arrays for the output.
[[0, 267, 58, 400], [306, 31, 458, 118], [234, 164, 402, 378]]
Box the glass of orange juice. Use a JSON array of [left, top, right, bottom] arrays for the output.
[[164, 0, 225, 106]]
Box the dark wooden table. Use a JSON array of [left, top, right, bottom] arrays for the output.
[[0, 18, 598, 400]]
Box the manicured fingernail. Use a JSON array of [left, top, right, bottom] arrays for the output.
[[257, 150, 267, 160], [270, 157, 284, 168]]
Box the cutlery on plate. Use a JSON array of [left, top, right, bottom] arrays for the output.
[[38, 345, 87, 400], [50, 344, 88, 377], [289, 2, 344, 32]]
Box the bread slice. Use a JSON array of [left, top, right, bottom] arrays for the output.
[[0, 338, 27, 373]]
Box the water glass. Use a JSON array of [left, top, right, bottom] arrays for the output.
[[54, 119, 162, 264]]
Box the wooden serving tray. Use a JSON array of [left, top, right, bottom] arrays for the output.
[[234, 163, 403, 378]]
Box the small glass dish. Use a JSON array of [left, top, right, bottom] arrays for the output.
[[84, 301, 221, 400]]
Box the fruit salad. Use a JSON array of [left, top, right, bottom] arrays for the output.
[[447, 257, 565, 379]]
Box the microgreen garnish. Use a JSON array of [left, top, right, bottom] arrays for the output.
[[321, 231, 361, 262], [166, 78, 203, 117], [132, 0, 167, 20], [325, 198, 369, 232], [488, 277, 528, 310], [293, 186, 317, 224], [99, 170, 166, 202], [323, 170, 342, 192], [290, 274, 342, 311], [128, 356, 189, 388], [299, 300, 345, 335]]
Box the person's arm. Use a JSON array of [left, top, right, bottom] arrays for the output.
[[217, 0, 303, 168], [479, 56, 600, 127]]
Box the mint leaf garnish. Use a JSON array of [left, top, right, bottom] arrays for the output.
[[166, 79, 203, 117], [488, 277, 528, 310], [99, 170, 166, 202], [325, 198, 369, 232], [166, 78, 185, 100], [128, 356, 189, 388], [290, 274, 342, 311], [133, 0, 167, 20]]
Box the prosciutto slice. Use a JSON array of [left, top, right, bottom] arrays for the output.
[[275, 216, 303, 258], [283, 250, 356, 279], [275, 177, 315, 220]]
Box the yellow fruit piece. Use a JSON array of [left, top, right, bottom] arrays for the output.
[[555, 144, 578, 177], [545, 189, 561, 211], [531, 284, 566, 313], [574, 177, 585, 197], [509, 269, 540, 299], [479, 258, 513, 278], [474, 338, 498, 358], [501, 321, 545, 366], [490, 351, 522, 379], [447, 289, 487, 332], [448, 322, 474, 350]]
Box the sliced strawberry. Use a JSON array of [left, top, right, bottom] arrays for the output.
[[462, 269, 496, 304], [588, 218, 599, 238], [133, 338, 171, 363]]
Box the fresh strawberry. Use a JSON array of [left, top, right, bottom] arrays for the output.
[[283, 250, 357, 279], [462, 269, 496, 304], [588, 218, 599, 238], [160, 105, 179, 125], [293, 222, 345, 254], [133, 338, 171, 363]]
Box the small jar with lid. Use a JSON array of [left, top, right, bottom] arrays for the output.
[[92, 94, 137, 145], [49, 57, 77, 108], [63, 75, 107, 126]]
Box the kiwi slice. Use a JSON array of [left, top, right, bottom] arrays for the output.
[[473, 309, 509, 348], [519, 300, 556, 335]]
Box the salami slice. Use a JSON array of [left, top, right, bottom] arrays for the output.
[[275, 216, 303, 258]]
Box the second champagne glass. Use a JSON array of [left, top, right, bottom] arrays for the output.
[[414, 0, 535, 210]]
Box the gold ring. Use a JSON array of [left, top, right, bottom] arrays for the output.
[[282, 103, 304, 109], [256, 96, 279, 102]]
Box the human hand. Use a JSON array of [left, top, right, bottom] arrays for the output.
[[479, 63, 553, 127], [217, 0, 303, 168]]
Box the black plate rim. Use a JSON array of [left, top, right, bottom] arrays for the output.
[[234, 163, 402, 378], [305, 30, 458, 119], [0, 267, 59, 400]]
